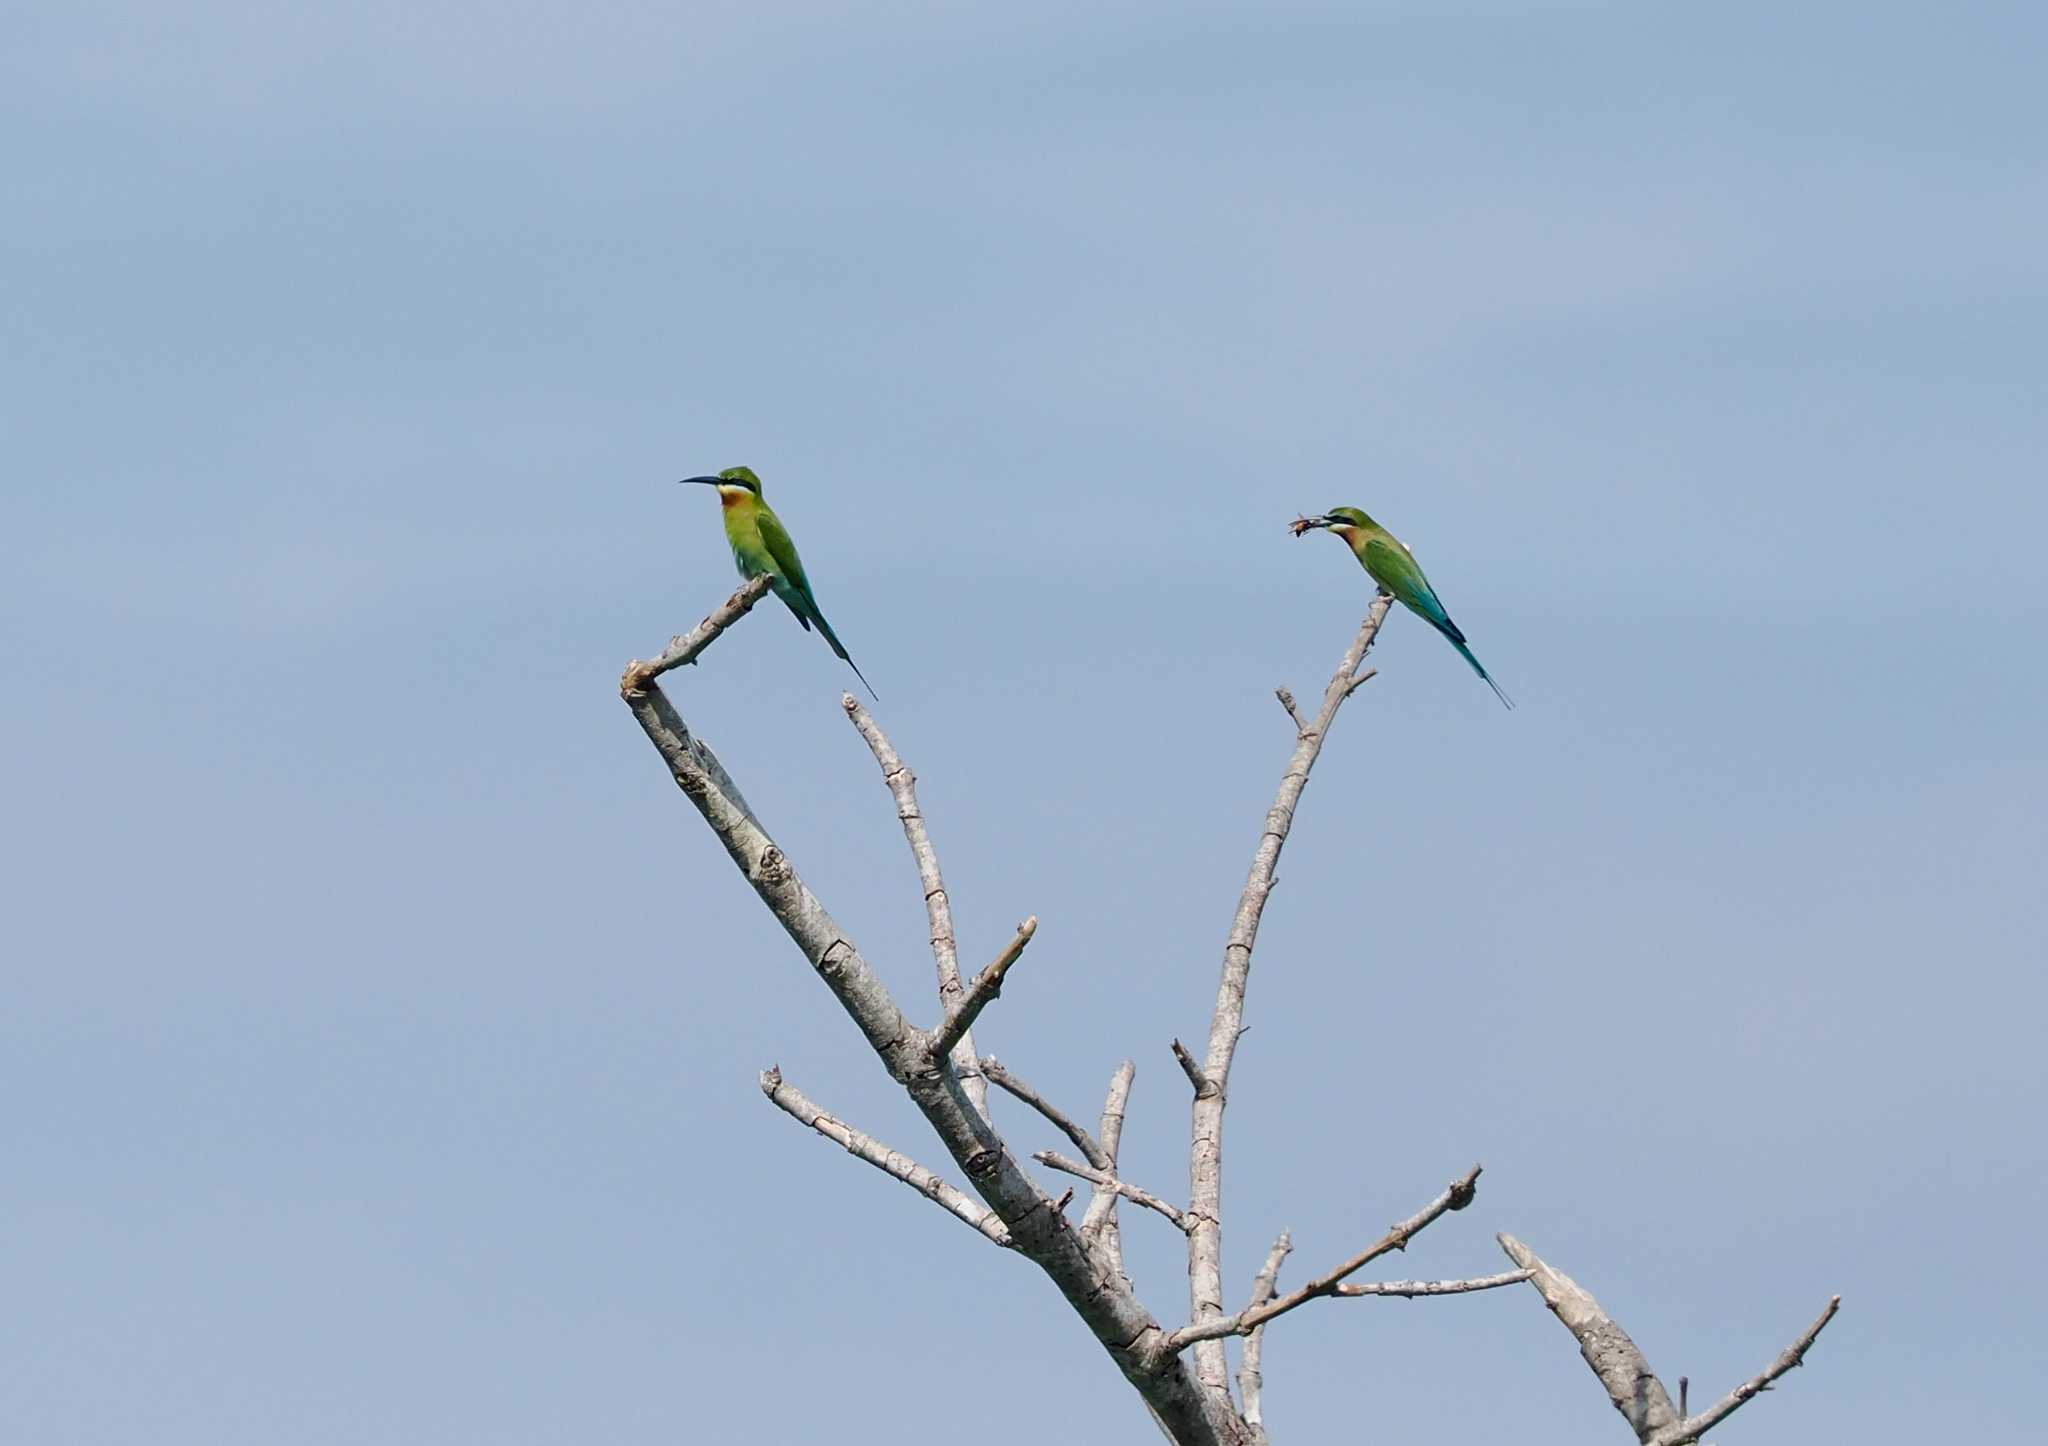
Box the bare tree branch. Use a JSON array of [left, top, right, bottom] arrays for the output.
[[1186, 596, 1396, 1387], [1034, 1150, 1189, 1231], [1333, 1269, 1532, 1298], [624, 621, 1250, 1446], [1496, 1233, 1681, 1441], [626, 584, 1839, 1445], [1499, 1233, 1839, 1446], [760, 1066, 1011, 1247], [980, 1057, 1110, 1169], [620, 574, 774, 692], [933, 916, 1037, 1058], [1647, 1297, 1841, 1446], [1166, 1162, 1480, 1352], [1079, 1061, 1138, 1263], [1238, 1231, 1293, 1443], [1171, 1038, 1215, 1098], [843, 697, 989, 1119]]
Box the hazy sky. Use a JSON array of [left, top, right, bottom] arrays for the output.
[[5, 4, 2043, 1443]]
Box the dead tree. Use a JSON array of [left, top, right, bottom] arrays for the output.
[[620, 576, 1837, 1445]]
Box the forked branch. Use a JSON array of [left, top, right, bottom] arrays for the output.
[[624, 604, 1248, 1446], [1648, 1296, 1841, 1446], [1185, 594, 1395, 1387], [625, 578, 1838, 1446], [1499, 1234, 1838, 1445], [1165, 1162, 1481, 1352]]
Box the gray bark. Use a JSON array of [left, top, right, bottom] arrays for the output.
[[1499, 1234, 1838, 1445], [1185, 595, 1393, 1390], [624, 659, 1248, 1444], [621, 584, 1838, 1443]]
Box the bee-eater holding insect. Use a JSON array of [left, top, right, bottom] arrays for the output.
[[679, 465, 877, 700], [1292, 507, 1512, 709]]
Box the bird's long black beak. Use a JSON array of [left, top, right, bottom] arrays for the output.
[[678, 475, 723, 487]]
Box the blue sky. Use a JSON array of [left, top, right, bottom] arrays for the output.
[[5, 4, 2043, 1442]]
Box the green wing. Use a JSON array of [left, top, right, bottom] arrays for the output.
[[754, 499, 879, 699], [1364, 534, 1512, 707], [1362, 536, 1461, 641], [755, 504, 818, 624]]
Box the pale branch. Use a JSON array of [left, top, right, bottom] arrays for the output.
[[1340, 666, 1379, 699], [1499, 1232, 1841, 1445], [1165, 1163, 1481, 1353], [1034, 1150, 1189, 1232], [617, 577, 772, 828], [980, 1057, 1111, 1170], [624, 583, 1839, 1445], [842, 696, 988, 1119], [625, 610, 1248, 1446], [1238, 1231, 1293, 1442], [627, 681, 920, 1067], [1333, 1269, 1532, 1298], [1079, 1061, 1138, 1262], [1186, 595, 1396, 1388], [1170, 1038, 1215, 1098], [1646, 1297, 1841, 1446], [760, 1066, 1011, 1247], [620, 573, 774, 692], [933, 916, 1037, 1058], [1496, 1233, 1679, 1442]]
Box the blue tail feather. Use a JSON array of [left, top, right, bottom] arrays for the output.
[[1450, 636, 1514, 710]]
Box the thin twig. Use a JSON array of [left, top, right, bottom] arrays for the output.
[[1238, 1231, 1293, 1440], [1333, 1269, 1532, 1298], [761, 1067, 1011, 1247], [933, 917, 1037, 1058], [980, 1058, 1110, 1169], [620, 574, 774, 693], [1034, 1151, 1189, 1231], [1647, 1297, 1841, 1446], [1274, 687, 1307, 734], [1185, 596, 1396, 1388], [1164, 1162, 1480, 1352], [1078, 1062, 1137, 1258], [842, 697, 988, 1118], [1170, 1038, 1215, 1098]]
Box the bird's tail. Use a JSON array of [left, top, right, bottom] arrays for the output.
[[811, 609, 878, 702], [1451, 638, 1514, 710]]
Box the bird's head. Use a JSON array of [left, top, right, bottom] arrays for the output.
[[1290, 505, 1374, 539], [679, 465, 764, 504]]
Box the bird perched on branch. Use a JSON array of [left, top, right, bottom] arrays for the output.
[[679, 465, 877, 699], [1292, 507, 1512, 709]]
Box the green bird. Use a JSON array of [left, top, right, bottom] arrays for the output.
[[679, 465, 877, 700], [1295, 506, 1513, 709]]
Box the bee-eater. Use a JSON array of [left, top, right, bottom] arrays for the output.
[[679, 465, 877, 700], [1294, 506, 1513, 709]]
